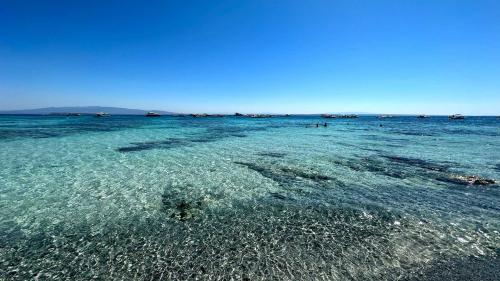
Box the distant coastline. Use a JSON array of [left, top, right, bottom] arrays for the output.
[[0, 106, 175, 115]]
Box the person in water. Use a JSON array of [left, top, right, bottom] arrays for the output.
[[316, 123, 319, 127], [324, 122, 328, 127]]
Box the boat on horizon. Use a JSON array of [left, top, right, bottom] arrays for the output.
[[337, 114, 358, 118], [191, 113, 208, 117], [190, 113, 226, 117], [417, 115, 429, 118], [449, 114, 465, 119], [322, 114, 358, 119], [146, 112, 161, 117], [95, 112, 110, 117], [248, 114, 272, 118]]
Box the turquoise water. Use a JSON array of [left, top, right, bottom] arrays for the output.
[[0, 115, 499, 280]]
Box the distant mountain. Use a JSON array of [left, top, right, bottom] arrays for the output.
[[0, 106, 176, 115]]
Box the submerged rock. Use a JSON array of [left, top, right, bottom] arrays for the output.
[[446, 175, 496, 186]]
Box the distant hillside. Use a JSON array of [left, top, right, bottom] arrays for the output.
[[0, 106, 175, 115]]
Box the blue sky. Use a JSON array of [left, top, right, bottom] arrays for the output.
[[1, 0, 499, 114]]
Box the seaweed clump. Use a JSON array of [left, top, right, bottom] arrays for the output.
[[161, 188, 210, 221]]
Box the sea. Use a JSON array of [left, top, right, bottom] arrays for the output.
[[0, 115, 499, 280]]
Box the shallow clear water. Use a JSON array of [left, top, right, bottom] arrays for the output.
[[0, 115, 499, 280]]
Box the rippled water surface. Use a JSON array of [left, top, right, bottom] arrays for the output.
[[0, 115, 499, 280]]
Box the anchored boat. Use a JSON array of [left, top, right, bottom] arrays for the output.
[[146, 112, 161, 117], [449, 114, 464, 119], [95, 112, 110, 117]]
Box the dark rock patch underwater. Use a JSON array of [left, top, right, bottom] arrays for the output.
[[380, 155, 450, 172], [329, 156, 408, 179], [330, 154, 497, 188], [234, 161, 339, 187], [234, 161, 345, 203], [116, 125, 267, 152]]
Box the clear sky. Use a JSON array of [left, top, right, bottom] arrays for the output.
[[1, 0, 499, 114]]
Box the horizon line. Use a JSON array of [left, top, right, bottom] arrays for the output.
[[0, 106, 498, 117]]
